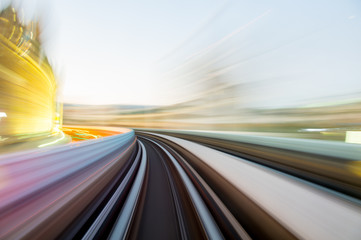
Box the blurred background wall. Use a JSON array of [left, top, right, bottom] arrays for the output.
[[0, 5, 60, 142]]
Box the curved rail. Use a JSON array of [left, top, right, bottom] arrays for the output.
[[140, 131, 361, 240], [0, 130, 136, 239], [109, 141, 147, 240], [82, 141, 143, 239], [137, 129, 361, 199], [142, 136, 223, 240]]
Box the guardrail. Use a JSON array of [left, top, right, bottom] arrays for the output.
[[143, 132, 361, 240], [0, 130, 136, 240], [135, 128, 361, 160], [136, 129, 361, 199]]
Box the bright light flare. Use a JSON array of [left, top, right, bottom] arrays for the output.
[[0, 5, 61, 148]]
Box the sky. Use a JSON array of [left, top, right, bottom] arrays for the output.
[[2, 0, 361, 108], [12, 0, 226, 105], [48, 0, 227, 105]]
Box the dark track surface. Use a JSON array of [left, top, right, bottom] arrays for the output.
[[134, 139, 180, 240], [135, 132, 293, 240], [128, 137, 207, 240]]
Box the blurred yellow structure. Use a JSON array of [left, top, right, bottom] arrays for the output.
[[0, 6, 60, 139]]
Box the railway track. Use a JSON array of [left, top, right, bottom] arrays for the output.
[[62, 135, 249, 239], [1, 129, 361, 239]]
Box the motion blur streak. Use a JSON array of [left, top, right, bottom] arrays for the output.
[[0, 129, 135, 239], [62, 125, 131, 142], [1, 128, 361, 239], [38, 130, 65, 147], [149, 132, 361, 240], [63, 0, 361, 143], [0, 5, 63, 150], [136, 131, 361, 240], [1, 1, 361, 239]]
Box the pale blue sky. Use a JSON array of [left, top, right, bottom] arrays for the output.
[[3, 0, 361, 108], [48, 0, 226, 105]]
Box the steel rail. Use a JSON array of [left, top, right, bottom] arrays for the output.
[[142, 136, 223, 240], [82, 142, 142, 239], [109, 140, 147, 240]]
